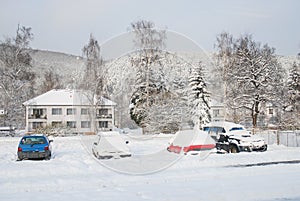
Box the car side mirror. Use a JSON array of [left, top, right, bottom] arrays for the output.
[[125, 141, 129, 144], [94, 142, 98, 146]]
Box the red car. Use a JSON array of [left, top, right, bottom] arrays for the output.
[[167, 129, 215, 154]]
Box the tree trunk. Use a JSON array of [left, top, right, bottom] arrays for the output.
[[252, 101, 260, 128]]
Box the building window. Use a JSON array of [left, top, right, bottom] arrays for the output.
[[81, 108, 89, 115], [32, 122, 43, 129], [99, 121, 108, 128], [52, 121, 62, 127], [32, 108, 46, 118], [99, 109, 108, 115], [67, 121, 77, 128], [81, 121, 91, 128], [269, 108, 273, 115], [52, 108, 62, 115], [67, 108, 76, 115], [213, 109, 220, 117]]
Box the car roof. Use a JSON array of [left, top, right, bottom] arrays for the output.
[[22, 134, 47, 138], [203, 121, 245, 132]]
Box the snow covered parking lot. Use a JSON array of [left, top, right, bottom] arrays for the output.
[[1, 135, 300, 201]]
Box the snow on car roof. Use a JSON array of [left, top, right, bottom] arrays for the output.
[[203, 121, 245, 132]]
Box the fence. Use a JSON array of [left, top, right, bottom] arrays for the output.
[[256, 130, 300, 147]]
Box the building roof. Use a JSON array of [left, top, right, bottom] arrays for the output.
[[23, 89, 116, 106]]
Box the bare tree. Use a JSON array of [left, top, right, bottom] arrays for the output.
[[76, 34, 106, 133], [0, 24, 35, 128], [81, 34, 104, 96], [215, 33, 285, 128], [129, 20, 167, 132], [40, 67, 64, 93]]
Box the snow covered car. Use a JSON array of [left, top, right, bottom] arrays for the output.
[[167, 129, 215, 154], [17, 134, 53, 160], [92, 131, 131, 159], [203, 121, 267, 153]]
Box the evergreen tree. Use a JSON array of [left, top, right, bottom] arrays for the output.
[[188, 62, 211, 129], [282, 62, 300, 129], [287, 62, 300, 110]]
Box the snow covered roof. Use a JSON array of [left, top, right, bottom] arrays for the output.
[[23, 89, 116, 106]]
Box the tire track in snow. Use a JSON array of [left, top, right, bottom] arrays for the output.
[[227, 160, 300, 168]]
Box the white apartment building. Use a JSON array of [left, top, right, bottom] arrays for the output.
[[23, 89, 116, 134]]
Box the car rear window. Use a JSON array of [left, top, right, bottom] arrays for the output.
[[229, 127, 244, 131], [204, 127, 226, 134], [21, 136, 46, 145]]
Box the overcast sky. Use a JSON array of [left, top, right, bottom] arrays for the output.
[[1, 0, 299, 56]]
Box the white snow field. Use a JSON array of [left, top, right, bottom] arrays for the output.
[[1, 134, 300, 201]]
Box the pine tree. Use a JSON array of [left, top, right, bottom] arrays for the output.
[[287, 62, 300, 110], [283, 62, 300, 129], [188, 62, 211, 129]]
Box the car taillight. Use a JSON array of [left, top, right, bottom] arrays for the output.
[[18, 147, 22, 152], [44, 146, 49, 151]]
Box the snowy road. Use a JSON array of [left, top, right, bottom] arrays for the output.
[[1, 136, 300, 201]]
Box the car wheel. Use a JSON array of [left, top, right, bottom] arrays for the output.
[[229, 144, 239, 153], [260, 145, 268, 152], [45, 154, 51, 160], [245, 146, 252, 152]]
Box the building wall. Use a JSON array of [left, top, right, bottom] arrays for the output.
[[211, 105, 225, 122], [25, 105, 115, 134]]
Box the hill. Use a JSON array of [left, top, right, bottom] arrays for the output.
[[29, 49, 299, 90], [29, 49, 85, 85]]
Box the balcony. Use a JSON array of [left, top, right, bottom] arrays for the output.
[[28, 114, 47, 119], [96, 114, 112, 119]]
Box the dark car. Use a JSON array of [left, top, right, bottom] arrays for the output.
[[203, 121, 267, 153], [17, 134, 53, 160]]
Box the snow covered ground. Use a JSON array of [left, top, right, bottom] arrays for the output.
[[1, 134, 300, 201]]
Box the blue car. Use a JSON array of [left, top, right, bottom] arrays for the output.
[[17, 134, 53, 161]]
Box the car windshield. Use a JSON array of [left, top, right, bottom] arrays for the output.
[[21, 136, 46, 145]]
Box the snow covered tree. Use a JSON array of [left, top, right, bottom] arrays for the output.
[[81, 34, 104, 96], [281, 62, 300, 129], [0, 24, 36, 128], [40, 67, 64, 94], [72, 34, 106, 133], [287, 62, 300, 110], [215, 33, 285, 128], [188, 62, 211, 129], [129, 20, 168, 132]]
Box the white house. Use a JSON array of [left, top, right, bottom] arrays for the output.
[[23, 89, 116, 134]]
